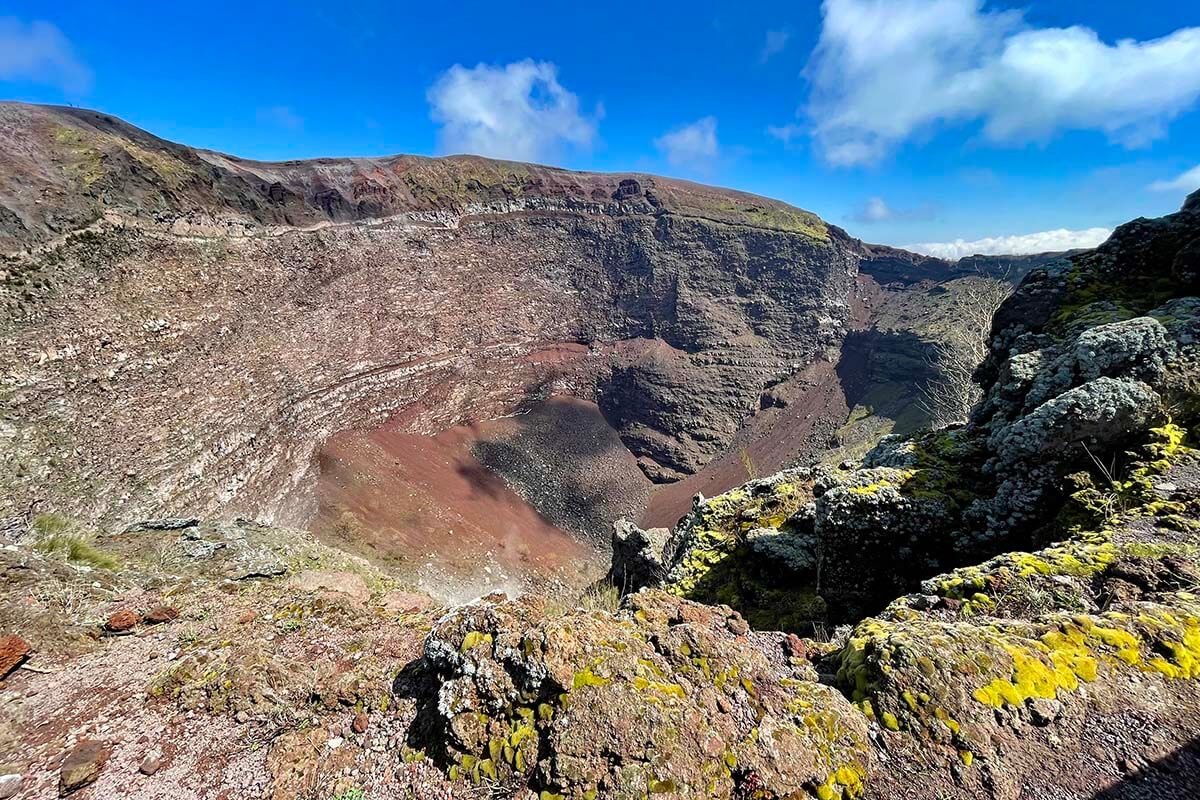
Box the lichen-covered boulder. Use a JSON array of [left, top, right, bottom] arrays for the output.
[[1020, 316, 1174, 410], [413, 590, 872, 799], [812, 466, 955, 619], [826, 458, 1200, 799]]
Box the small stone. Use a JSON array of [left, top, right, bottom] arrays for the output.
[[784, 633, 808, 660], [910, 594, 940, 610], [105, 610, 139, 632], [139, 755, 161, 776], [143, 606, 179, 625], [352, 713, 369, 734], [725, 614, 750, 636], [1028, 698, 1062, 727], [235, 611, 256, 625], [0, 774, 22, 799], [327, 737, 344, 750], [0, 634, 31, 678], [59, 741, 109, 795]]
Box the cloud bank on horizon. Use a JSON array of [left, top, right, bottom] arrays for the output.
[[907, 227, 1112, 260], [805, 0, 1200, 166], [1150, 164, 1200, 194]]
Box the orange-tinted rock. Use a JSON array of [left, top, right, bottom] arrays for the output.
[[105, 610, 139, 632], [351, 712, 369, 734], [0, 634, 30, 678], [143, 606, 179, 625]]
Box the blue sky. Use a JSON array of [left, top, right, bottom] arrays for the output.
[[2, 0, 1199, 256]]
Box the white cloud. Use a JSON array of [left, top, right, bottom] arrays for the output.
[[851, 196, 936, 223], [1149, 164, 1200, 194], [906, 227, 1111, 260], [256, 106, 303, 131], [807, 0, 1200, 166], [655, 117, 720, 169], [427, 59, 597, 163], [0, 17, 91, 93], [766, 123, 805, 146], [759, 30, 791, 63], [854, 197, 893, 222]]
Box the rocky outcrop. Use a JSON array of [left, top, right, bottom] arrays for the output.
[[648, 190, 1200, 629], [605, 518, 670, 590], [390, 192, 1200, 797], [411, 440, 1200, 798], [0, 102, 859, 532], [411, 590, 870, 799]]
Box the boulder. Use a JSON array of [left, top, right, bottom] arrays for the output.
[[604, 519, 669, 591], [105, 609, 139, 632], [411, 591, 870, 799], [59, 741, 109, 795]]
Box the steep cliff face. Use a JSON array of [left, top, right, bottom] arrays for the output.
[[0, 102, 859, 538]]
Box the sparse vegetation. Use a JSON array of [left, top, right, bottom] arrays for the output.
[[738, 446, 757, 480], [919, 277, 1012, 427], [31, 513, 119, 570], [579, 582, 621, 613]]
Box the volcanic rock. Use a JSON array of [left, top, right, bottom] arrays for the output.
[[58, 741, 109, 795], [104, 610, 139, 633], [143, 606, 179, 624], [0, 634, 30, 678]]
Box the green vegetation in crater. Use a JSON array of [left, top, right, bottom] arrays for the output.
[[31, 513, 119, 570]]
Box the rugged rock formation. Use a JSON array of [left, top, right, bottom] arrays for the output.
[[649, 190, 1200, 626], [0, 102, 1036, 562], [0, 102, 862, 538], [402, 192, 1200, 797]]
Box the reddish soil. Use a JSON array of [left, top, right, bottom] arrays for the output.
[[312, 416, 602, 599]]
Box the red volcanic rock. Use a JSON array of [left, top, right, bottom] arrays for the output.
[[784, 633, 808, 661], [0, 634, 30, 678], [143, 606, 179, 625], [105, 609, 139, 632]]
